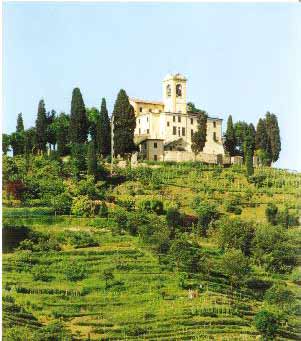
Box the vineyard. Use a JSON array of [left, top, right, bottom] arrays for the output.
[[2, 161, 301, 340]]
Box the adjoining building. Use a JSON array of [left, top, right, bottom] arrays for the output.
[[130, 73, 225, 163]]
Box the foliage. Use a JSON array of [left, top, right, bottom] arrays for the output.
[[138, 199, 164, 215], [221, 249, 250, 288], [63, 261, 87, 281], [265, 112, 281, 163], [2, 223, 30, 253], [113, 89, 137, 157], [71, 195, 97, 217], [51, 192, 72, 214], [87, 141, 97, 178], [265, 203, 278, 225], [55, 112, 70, 156], [35, 99, 48, 153], [217, 218, 255, 256], [196, 202, 219, 236], [254, 310, 279, 340], [191, 110, 208, 155], [32, 265, 53, 282], [96, 98, 111, 156], [224, 115, 236, 156], [264, 284, 295, 311], [69, 87, 88, 144], [71, 143, 87, 178], [2, 133, 11, 155], [102, 269, 114, 288]]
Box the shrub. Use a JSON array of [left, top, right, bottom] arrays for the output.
[[224, 196, 242, 215], [32, 265, 53, 282], [71, 195, 96, 217], [138, 199, 164, 215], [264, 284, 295, 310], [63, 261, 87, 281], [196, 202, 219, 236], [254, 310, 279, 340], [265, 203, 278, 225], [98, 201, 108, 218], [51, 192, 72, 214], [116, 198, 135, 211]]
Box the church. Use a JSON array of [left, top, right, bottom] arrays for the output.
[[129, 73, 225, 163]]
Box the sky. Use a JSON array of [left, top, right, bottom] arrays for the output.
[[3, 2, 301, 170]]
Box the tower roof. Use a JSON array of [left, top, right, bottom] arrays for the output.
[[163, 73, 187, 81]]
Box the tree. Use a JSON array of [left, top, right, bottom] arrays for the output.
[[113, 89, 137, 158], [35, 99, 48, 153], [191, 110, 208, 156], [254, 310, 279, 340], [245, 139, 254, 177], [16, 113, 24, 133], [265, 203, 278, 225], [10, 132, 24, 156], [24, 127, 36, 155], [234, 121, 249, 156], [71, 143, 87, 178], [55, 113, 70, 156], [87, 107, 100, 143], [255, 118, 269, 151], [96, 98, 111, 157], [46, 110, 57, 150], [224, 115, 236, 156], [265, 112, 281, 163], [217, 218, 255, 256], [196, 202, 219, 237], [264, 284, 295, 311], [166, 208, 182, 238], [2, 134, 11, 155], [63, 261, 87, 281], [87, 141, 97, 178], [221, 249, 250, 288], [69, 88, 88, 144]]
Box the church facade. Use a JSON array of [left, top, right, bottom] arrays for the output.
[[129, 73, 225, 162]]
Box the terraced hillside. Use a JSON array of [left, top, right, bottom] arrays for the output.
[[2, 162, 301, 340]]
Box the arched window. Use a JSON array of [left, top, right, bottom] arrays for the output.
[[166, 84, 171, 97], [176, 84, 182, 97]]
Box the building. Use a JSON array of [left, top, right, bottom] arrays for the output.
[[129, 73, 225, 163]]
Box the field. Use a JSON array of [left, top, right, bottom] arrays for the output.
[[2, 162, 301, 340]]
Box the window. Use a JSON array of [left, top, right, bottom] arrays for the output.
[[139, 107, 142, 113], [191, 129, 194, 137], [176, 84, 182, 97], [167, 121, 170, 127], [213, 132, 217, 141], [138, 119, 140, 124], [173, 127, 176, 135], [178, 127, 181, 136], [178, 116, 181, 123], [154, 142, 157, 148], [154, 155, 157, 161], [182, 127, 185, 136], [173, 116, 176, 122], [166, 84, 171, 97], [213, 121, 216, 128], [149, 108, 152, 113], [147, 129, 149, 134], [191, 118, 193, 125]]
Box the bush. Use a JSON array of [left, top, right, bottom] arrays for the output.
[[32, 265, 53, 282], [138, 199, 164, 215], [264, 284, 295, 310], [57, 230, 98, 248], [71, 195, 97, 217], [265, 203, 278, 225], [254, 310, 279, 340], [196, 202, 219, 236], [51, 192, 72, 214], [98, 201, 108, 218], [63, 261, 87, 281], [224, 196, 242, 215]]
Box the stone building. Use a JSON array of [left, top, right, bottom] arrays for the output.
[[129, 73, 224, 162]]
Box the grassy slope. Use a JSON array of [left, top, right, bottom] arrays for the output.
[[2, 164, 301, 340]]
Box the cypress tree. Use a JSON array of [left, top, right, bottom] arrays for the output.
[[224, 115, 236, 156], [87, 141, 97, 178], [46, 110, 57, 150], [244, 128, 254, 177], [2, 134, 11, 155], [56, 113, 70, 156], [71, 143, 87, 179], [24, 127, 36, 155], [234, 121, 249, 156], [265, 112, 281, 163], [113, 89, 137, 158], [255, 118, 268, 151], [96, 98, 111, 157], [69, 88, 88, 144], [87, 107, 100, 143], [16, 113, 24, 133], [35, 99, 48, 153], [191, 110, 208, 156]]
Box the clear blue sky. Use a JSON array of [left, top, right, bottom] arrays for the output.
[[3, 2, 301, 170]]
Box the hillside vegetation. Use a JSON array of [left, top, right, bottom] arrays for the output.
[[2, 156, 301, 340]]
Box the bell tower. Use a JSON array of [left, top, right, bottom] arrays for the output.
[[162, 73, 187, 114]]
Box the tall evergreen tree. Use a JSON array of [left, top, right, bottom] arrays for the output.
[[244, 127, 254, 177], [24, 127, 36, 155], [46, 110, 57, 150], [234, 121, 249, 156], [248, 123, 256, 154], [71, 143, 87, 178], [56, 113, 70, 157], [87, 141, 97, 178], [224, 115, 236, 156], [113, 89, 137, 158], [191, 110, 208, 156], [35, 99, 48, 153], [87, 107, 100, 143], [255, 118, 268, 151], [265, 112, 281, 163], [69, 88, 88, 144], [16, 113, 24, 133], [96, 98, 111, 157]]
